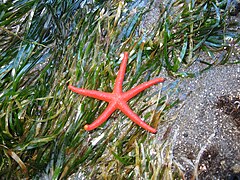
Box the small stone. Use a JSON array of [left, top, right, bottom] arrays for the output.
[[232, 164, 240, 173]]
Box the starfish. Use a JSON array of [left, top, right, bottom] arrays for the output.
[[68, 52, 164, 133]]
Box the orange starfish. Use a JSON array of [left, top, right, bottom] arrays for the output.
[[68, 52, 164, 133]]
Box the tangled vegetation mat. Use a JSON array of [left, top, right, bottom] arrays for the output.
[[0, 0, 239, 179]]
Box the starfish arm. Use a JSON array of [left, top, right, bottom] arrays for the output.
[[113, 52, 128, 93], [123, 78, 165, 101], [119, 102, 157, 134], [68, 85, 112, 102], [84, 102, 116, 131]]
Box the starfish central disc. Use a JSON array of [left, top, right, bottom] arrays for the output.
[[68, 52, 164, 134]]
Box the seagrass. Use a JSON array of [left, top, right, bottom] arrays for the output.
[[0, 0, 238, 179]]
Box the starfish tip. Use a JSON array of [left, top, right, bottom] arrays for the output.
[[84, 124, 89, 131], [158, 78, 165, 82], [152, 129, 157, 134]]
